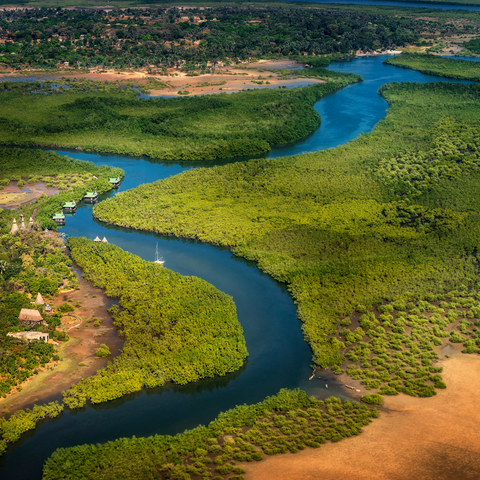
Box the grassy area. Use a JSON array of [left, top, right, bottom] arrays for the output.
[[0, 78, 359, 161], [384, 53, 480, 80], [62, 238, 247, 408], [93, 81, 480, 388], [43, 389, 378, 480]]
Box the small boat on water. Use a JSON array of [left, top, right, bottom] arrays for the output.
[[154, 243, 165, 265]]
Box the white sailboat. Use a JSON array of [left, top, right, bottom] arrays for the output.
[[154, 243, 165, 265]]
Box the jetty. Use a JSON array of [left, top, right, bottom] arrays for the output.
[[52, 213, 65, 225]]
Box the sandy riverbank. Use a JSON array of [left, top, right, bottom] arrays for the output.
[[243, 352, 480, 480], [0, 267, 123, 414], [0, 59, 325, 97]]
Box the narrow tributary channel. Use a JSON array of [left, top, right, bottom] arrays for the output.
[[0, 55, 477, 479]]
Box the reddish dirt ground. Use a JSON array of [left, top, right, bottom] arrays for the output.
[[0, 268, 123, 413], [243, 353, 480, 480]]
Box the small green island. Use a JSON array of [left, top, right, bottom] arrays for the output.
[[1, 3, 480, 479]]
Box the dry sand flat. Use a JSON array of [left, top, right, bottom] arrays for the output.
[[244, 353, 480, 480]]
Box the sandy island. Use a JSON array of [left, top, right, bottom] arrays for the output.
[[243, 352, 480, 480]]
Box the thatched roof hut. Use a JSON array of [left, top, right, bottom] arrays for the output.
[[28, 217, 34, 230], [94, 236, 101, 242], [35, 292, 45, 305], [10, 218, 18, 235], [102, 237, 108, 243], [20, 214, 26, 230], [18, 308, 43, 325]]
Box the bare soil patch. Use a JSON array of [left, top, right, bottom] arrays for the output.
[[243, 353, 480, 480], [0, 60, 325, 97], [0, 182, 59, 209]]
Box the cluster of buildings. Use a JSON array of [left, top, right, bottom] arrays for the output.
[[7, 293, 52, 344], [10, 214, 34, 234]]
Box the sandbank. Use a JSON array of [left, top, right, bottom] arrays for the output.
[[243, 352, 480, 480]]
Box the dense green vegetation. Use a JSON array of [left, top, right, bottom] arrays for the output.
[[0, 5, 447, 71], [43, 389, 377, 480], [384, 53, 480, 81], [0, 147, 123, 230], [62, 238, 247, 408], [0, 401, 64, 456], [0, 232, 77, 399], [0, 79, 360, 160], [93, 82, 480, 387]]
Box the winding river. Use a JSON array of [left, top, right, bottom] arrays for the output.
[[0, 55, 477, 479]]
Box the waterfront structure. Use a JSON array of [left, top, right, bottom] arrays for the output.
[[63, 201, 77, 213], [52, 213, 65, 225], [94, 236, 101, 242], [109, 177, 121, 188], [102, 237, 108, 243], [18, 308, 44, 326], [83, 191, 98, 202]]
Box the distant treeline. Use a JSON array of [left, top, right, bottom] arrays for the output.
[[0, 5, 447, 71]]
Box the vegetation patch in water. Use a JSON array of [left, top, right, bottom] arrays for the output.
[[62, 238, 248, 408], [43, 389, 377, 480]]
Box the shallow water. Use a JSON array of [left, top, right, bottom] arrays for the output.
[[0, 55, 477, 479]]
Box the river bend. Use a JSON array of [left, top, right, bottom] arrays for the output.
[[0, 55, 477, 479]]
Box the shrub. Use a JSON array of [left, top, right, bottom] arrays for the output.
[[356, 305, 368, 313], [57, 303, 75, 313], [17, 180, 26, 187], [361, 394, 383, 405], [96, 344, 111, 357]]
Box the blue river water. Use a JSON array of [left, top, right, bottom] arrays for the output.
[[0, 54, 477, 479]]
